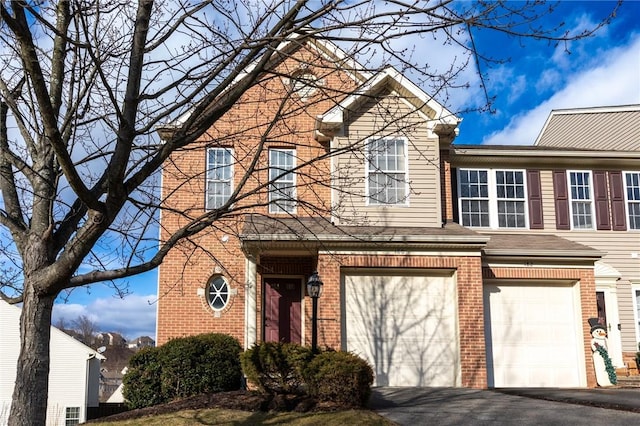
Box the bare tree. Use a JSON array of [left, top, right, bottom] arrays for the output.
[[70, 315, 98, 346], [0, 0, 618, 424]]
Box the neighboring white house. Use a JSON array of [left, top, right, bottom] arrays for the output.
[[0, 301, 104, 426]]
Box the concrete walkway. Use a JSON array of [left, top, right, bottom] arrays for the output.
[[369, 387, 640, 425]]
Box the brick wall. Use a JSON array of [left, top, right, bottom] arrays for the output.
[[317, 253, 487, 389]]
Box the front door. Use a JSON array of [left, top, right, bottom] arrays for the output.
[[264, 278, 302, 343]]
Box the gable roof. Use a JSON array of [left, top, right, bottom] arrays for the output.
[[314, 66, 460, 141], [157, 32, 373, 138], [534, 105, 640, 151], [0, 300, 105, 360]]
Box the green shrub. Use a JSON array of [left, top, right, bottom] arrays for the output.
[[122, 347, 165, 409], [304, 351, 374, 407], [240, 342, 313, 395], [123, 333, 242, 409], [160, 333, 243, 399]]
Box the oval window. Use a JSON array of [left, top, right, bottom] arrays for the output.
[[207, 275, 229, 311]]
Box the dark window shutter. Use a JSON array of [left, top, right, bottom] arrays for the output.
[[527, 170, 544, 229], [451, 167, 459, 223], [553, 170, 570, 230], [593, 170, 611, 230], [609, 170, 627, 231]]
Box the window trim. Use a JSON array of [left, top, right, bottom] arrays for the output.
[[206, 275, 230, 312], [205, 147, 234, 210], [365, 137, 409, 206], [624, 171, 640, 231], [457, 168, 529, 229], [567, 170, 595, 230], [65, 406, 81, 426], [268, 148, 297, 214]]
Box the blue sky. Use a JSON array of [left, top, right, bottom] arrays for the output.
[[52, 1, 640, 341]]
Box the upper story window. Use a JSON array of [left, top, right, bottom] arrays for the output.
[[269, 148, 296, 214], [626, 171, 640, 230], [569, 171, 594, 229], [458, 169, 527, 229], [206, 148, 233, 210], [366, 138, 408, 205]]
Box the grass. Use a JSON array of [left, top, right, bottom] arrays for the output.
[[89, 408, 396, 425]]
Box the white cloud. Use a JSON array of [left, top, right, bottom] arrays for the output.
[[482, 33, 640, 145], [53, 294, 157, 340]]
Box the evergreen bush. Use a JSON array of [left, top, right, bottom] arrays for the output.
[[122, 333, 242, 408], [304, 350, 374, 407], [240, 342, 313, 395]]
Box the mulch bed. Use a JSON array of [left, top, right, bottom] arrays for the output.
[[88, 390, 349, 422]]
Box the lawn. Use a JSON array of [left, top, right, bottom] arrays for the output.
[[89, 407, 396, 425]]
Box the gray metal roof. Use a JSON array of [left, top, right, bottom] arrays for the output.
[[534, 105, 640, 151]]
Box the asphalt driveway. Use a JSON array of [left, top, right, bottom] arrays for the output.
[[369, 387, 640, 425]]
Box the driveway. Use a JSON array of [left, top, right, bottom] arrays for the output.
[[369, 387, 640, 425]]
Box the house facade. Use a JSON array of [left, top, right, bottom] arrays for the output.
[[0, 301, 104, 426], [157, 36, 621, 389]]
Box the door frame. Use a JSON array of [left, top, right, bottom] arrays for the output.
[[262, 275, 306, 344]]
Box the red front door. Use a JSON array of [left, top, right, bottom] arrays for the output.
[[264, 278, 302, 343]]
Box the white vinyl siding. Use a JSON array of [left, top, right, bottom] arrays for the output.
[[366, 138, 408, 205], [205, 148, 233, 210], [330, 93, 441, 227], [269, 149, 296, 214], [458, 169, 527, 229], [1, 301, 101, 426], [568, 170, 594, 229], [625, 172, 640, 230]]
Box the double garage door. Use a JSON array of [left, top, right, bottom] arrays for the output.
[[344, 270, 460, 387], [484, 282, 584, 387]]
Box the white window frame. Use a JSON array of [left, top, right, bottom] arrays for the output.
[[365, 137, 409, 206], [207, 275, 230, 312], [568, 170, 595, 230], [624, 171, 640, 230], [457, 168, 528, 229], [65, 407, 81, 426], [269, 148, 297, 214], [205, 148, 234, 210]]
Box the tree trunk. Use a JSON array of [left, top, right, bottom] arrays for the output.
[[8, 283, 56, 426]]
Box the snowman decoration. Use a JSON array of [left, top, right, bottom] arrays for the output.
[[588, 318, 617, 387]]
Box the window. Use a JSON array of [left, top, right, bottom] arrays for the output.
[[366, 138, 408, 205], [206, 148, 233, 209], [458, 169, 527, 228], [569, 171, 594, 229], [207, 275, 230, 311], [625, 172, 640, 230], [269, 149, 296, 213], [65, 407, 80, 426]]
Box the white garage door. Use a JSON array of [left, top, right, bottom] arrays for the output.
[[484, 282, 583, 387], [344, 271, 459, 387]]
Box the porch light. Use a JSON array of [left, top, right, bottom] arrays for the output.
[[307, 271, 323, 353], [307, 271, 323, 298]]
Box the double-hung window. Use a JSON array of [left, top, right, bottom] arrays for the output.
[[269, 149, 296, 214], [65, 407, 80, 425], [458, 169, 527, 228], [366, 138, 408, 205], [625, 171, 640, 230], [206, 148, 233, 210], [568, 170, 594, 229]]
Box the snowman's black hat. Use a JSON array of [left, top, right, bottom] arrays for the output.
[[588, 318, 606, 334]]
